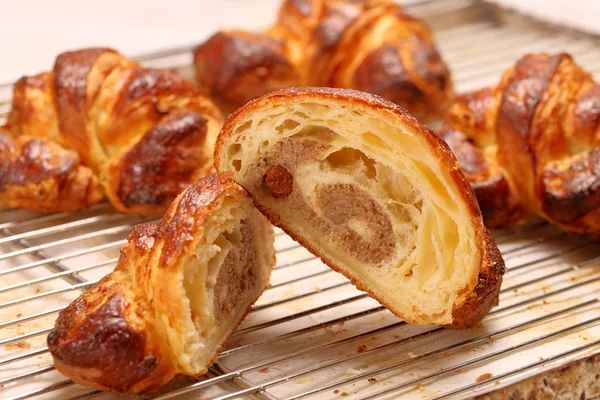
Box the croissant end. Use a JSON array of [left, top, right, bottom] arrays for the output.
[[48, 173, 275, 393]]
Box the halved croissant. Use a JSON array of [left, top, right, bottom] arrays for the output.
[[215, 87, 504, 329], [194, 0, 453, 119], [2, 48, 222, 215], [440, 53, 600, 236], [47, 172, 275, 394]]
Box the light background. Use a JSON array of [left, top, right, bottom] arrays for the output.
[[0, 0, 599, 83]]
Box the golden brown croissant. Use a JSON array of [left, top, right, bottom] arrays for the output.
[[194, 0, 453, 119], [2, 48, 222, 216], [47, 172, 275, 393], [440, 53, 600, 236], [0, 127, 103, 212], [215, 87, 504, 329]]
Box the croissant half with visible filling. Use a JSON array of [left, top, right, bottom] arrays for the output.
[[47, 173, 275, 393], [440, 53, 600, 236], [194, 0, 453, 119], [215, 87, 504, 329], [1, 48, 222, 216]]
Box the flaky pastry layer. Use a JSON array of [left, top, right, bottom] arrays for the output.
[[215, 87, 504, 328], [48, 173, 275, 393]]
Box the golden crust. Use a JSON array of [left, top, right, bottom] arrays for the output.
[[440, 89, 529, 229], [0, 128, 104, 212], [441, 53, 600, 237], [48, 223, 175, 393], [48, 173, 275, 393], [194, 31, 301, 115], [215, 87, 504, 329], [2, 47, 222, 215], [194, 0, 453, 119], [105, 109, 213, 217]]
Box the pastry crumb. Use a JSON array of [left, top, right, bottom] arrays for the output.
[[3, 340, 31, 350], [476, 373, 493, 382], [313, 286, 321, 292], [16, 313, 22, 318], [333, 389, 340, 394], [341, 392, 349, 397], [357, 344, 368, 353], [259, 367, 269, 373], [368, 377, 377, 383], [407, 351, 416, 358]]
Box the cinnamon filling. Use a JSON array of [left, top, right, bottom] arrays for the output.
[[246, 127, 397, 265], [212, 221, 259, 324]]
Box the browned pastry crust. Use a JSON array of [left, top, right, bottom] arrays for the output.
[[0, 128, 103, 212], [47, 173, 275, 393], [441, 53, 600, 237], [194, 30, 301, 115], [439, 88, 529, 229], [2, 48, 222, 215], [215, 87, 504, 329], [193, 0, 453, 119]]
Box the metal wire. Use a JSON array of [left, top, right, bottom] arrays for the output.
[[1, 1, 600, 399]]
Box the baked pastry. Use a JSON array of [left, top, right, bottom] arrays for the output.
[[440, 53, 600, 237], [194, 0, 453, 119], [2, 48, 222, 216], [47, 173, 275, 393], [215, 87, 504, 329], [439, 89, 529, 229], [0, 127, 104, 212]]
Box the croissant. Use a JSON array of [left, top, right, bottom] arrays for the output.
[[440, 53, 600, 236], [194, 0, 453, 119], [2, 48, 222, 216], [47, 172, 275, 394], [215, 87, 504, 329]]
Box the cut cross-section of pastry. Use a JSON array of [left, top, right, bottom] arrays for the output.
[[47, 173, 275, 394], [215, 87, 504, 329]]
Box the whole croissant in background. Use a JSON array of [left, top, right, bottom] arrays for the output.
[[48, 173, 275, 393], [194, 0, 454, 119], [440, 53, 600, 237], [1, 48, 222, 216]]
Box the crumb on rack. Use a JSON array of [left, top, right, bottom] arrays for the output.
[[333, 389, 340, 394], [357, 344, 368, 353], [368, 377, 377, 384], [16, 313, 22, 318], [407, 352, 416, 358], [341, 392, 349, 396], [259, 367, 269, 373], [476, 373, 493, 382], [3, 341, 31, 350], [313, 286, 321, 292]]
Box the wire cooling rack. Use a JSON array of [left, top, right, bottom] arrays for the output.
[[1, 1, 600, 399]]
